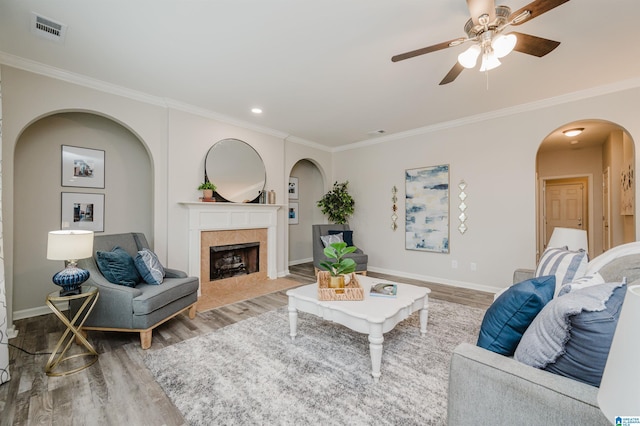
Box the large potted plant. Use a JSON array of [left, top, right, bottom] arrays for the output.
[[316, 181, 354, 224], [320, 242, 357, 288]]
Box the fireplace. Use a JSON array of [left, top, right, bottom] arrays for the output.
[[210, 242, 260, 280]]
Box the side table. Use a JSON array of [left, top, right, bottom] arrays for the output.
[[45, 285, 100, 377]]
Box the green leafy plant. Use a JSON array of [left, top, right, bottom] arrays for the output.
[[316, 181, 355, 224], [320, 242, 357, 276], [197, 181, 217, 191]]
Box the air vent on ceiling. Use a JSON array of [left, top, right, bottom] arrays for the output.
[[31, 12, 67, 43]]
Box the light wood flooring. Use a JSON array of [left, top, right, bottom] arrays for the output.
[[0, 263, 493, 425]]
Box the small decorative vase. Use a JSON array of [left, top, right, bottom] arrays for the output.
[[328, 275, 345, 289], [203, 189, 214, 199]]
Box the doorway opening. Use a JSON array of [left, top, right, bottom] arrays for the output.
[[536, 119, 635, 260]]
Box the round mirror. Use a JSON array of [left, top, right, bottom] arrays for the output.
[[205, 138, 266, 203]]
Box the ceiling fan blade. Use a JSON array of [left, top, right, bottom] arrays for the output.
[[509, 0, 569, 26], [391, 38, 463, 62], [439, 63, 465, 85], [467, 0, 496, 25], [511, 32, 560, 57]]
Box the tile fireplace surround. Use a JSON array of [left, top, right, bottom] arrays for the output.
[[180, 202, 282, 294]]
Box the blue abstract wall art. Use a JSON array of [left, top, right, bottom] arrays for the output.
[[405, 164, 450, 253]]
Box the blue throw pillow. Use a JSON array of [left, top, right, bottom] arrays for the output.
[[95, 246, 141, 287], [513, 282, 626, 387], [329, 229, 353, 246], [134, 248, 165, 285], [477, 275, 555, 356]]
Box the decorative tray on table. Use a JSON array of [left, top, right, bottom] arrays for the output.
[[317, 272, 364, 301]]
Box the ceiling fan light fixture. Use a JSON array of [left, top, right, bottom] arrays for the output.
[[492, 33, 517, 58], [563, 128, 584, 137], [458, 45, 481, 68], [479, 51, 501, 72]]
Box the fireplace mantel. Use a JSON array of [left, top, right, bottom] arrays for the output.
[[179, 202, 283, 283]]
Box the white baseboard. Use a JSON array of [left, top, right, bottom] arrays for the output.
[[366, 266, 501, 294], [13, 302, 68, 321], [288, 257, 313, 266]]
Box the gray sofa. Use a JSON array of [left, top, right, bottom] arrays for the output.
[[70, 232, 199, 349], [448, 241, 640, 426], [312, 224, 368, 275]]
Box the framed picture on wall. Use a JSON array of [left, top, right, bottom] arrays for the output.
[[61, 145, 105, 188], [61, 192, 105, 232], [405, 164, 450, 253], [289, 177, 299, 199], [288, 202, 299, 225]]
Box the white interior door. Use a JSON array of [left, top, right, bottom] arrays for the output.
[[544, 182, 585, 247]]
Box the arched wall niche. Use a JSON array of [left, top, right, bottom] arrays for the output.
[[536, 119, 635, 259], [287, 158, 326, 265], [12, 111, 154, 314]]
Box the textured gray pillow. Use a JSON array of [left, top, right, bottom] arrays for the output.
[[320, 233, 343, 248], [514, 281, 625, 386]]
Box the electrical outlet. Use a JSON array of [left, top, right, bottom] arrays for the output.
[[470, 262, 477, 271], [451, 260, 458, 269]]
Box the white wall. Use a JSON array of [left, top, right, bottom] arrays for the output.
[[334, 88, 640, 292]]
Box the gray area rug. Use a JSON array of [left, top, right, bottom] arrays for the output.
[[144, 298, 485, 425]]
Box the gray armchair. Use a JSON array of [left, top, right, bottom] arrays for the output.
[[312, 224, 368, 275], [70, 232, 198, 349]]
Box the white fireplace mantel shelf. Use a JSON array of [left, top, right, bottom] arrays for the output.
[[179, 201, 282, 282]]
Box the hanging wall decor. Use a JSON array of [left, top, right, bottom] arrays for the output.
[[405, 165, 450, 253], [391, 186, 398, 231], [458, 180, 468, 234]]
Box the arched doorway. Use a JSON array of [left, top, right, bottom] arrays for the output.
[[536, 119, 635, 259], [288, 159, 324, 265]]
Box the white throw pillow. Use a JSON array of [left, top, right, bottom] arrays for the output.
[[557, 272, 606, 297]]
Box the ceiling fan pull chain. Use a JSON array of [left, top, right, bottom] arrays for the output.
[[486, 69, 490, 90]]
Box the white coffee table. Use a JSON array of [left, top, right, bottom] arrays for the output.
[[286, 275, 430, 382]]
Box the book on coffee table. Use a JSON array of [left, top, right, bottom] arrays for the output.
[[370, 283, 398, 298]]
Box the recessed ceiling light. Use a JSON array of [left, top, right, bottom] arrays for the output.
[[251, 108, 263, 114], [570, 140, 580, 145], [563, 128, 584, 137]]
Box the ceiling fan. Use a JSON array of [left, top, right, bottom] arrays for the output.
[[391, 0, 569, 85]]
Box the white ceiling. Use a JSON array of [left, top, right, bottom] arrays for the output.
[[1, 0, 640, 149]]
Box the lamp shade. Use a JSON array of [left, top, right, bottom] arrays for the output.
[[598, 285, 640, 423], [47, 230, 94, 261], [458, 45, 481, 69], [492, 33, 517, 58], [479, 51, 501, 72], [547, 227, 588, 252]]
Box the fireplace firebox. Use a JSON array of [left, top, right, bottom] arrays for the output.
[[209, 242, 260, 280]]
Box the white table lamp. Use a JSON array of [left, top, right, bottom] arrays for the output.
[[547, 227, 588, 252], [597, 284, 640, 423], [47, 230, 94, 295]]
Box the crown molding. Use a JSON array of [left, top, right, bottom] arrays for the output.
[[284, 135, 333, 152], [0, 51, 298, 142], [336, 76, 640, 152]]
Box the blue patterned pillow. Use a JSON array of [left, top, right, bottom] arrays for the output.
[[95, 246, 141, 287], [134, 248, 165, 285], [477, 275, 555, 356], [536, 247, 588, 296]]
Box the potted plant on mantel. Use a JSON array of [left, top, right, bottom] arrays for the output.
[[198, 181, 217, 201], [320, 242, 357, 289], [317, 181, 354, 224]]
